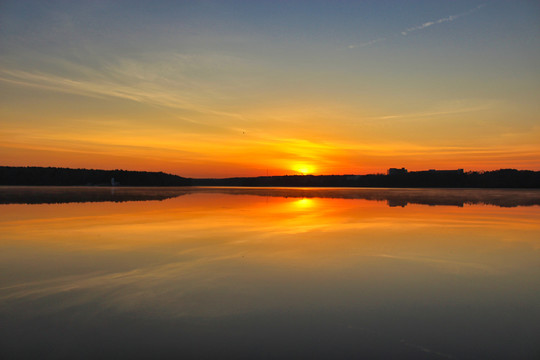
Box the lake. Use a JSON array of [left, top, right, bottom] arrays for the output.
[[1, 187, 539, 359]]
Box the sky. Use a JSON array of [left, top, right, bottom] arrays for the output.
[[1, 0, 539, 177]]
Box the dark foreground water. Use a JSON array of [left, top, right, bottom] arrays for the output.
[[1, 187, 539, 359]]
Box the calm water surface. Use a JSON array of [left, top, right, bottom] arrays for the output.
[[1, 187, 539, 359]]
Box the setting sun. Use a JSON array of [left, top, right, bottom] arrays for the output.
[[294, 165, 315, 175]]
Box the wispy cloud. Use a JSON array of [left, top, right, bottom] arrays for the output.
[[401, 4, 486, 36], [373, 104, 491, 121], [348, 4, 486, 49], [0, 52, 250, 123]]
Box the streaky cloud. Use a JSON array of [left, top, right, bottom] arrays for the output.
[[0, 62, 246, 128], [374, 104, 491, 121], [401, 3, 486, 36], [348, 4, 485, 49]]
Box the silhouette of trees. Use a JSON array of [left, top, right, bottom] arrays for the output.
[[193, 169, 540, 188], [1, 166, 538, 188], [0, 167, 191, 186]]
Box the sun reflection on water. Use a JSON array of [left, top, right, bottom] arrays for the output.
[[293, 197, 315, 209]]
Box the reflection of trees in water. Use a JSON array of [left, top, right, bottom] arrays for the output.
[[0, 187, 190, 204], [1, 187, 539, 207], [192, 188, 540, 208]]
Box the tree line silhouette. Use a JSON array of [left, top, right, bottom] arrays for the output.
[[193, 169, 540, 188], [1, 166, 539, 188], [0, 167, 191, 186]]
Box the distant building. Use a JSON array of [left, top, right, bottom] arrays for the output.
[[388, 168, 408, 175]]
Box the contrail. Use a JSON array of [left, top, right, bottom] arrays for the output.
[[401, 3, 486, 36], [348, 3, 486, 49]]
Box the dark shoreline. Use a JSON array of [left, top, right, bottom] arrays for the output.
[[1, 166, 539, 189]]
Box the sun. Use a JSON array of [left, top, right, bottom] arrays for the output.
[[294, 164, 315, 175]]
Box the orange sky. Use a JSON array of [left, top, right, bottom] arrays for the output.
[[1, 1, 539, 177]]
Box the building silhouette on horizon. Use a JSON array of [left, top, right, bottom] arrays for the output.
[[387, 168, 408, 175], [388, 168, 464, 176]]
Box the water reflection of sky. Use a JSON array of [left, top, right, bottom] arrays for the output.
[[1, 188, 539, 359]]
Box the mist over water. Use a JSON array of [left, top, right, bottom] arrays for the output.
[[1, 187, 539, 359]]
